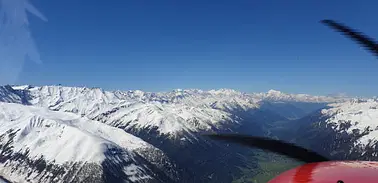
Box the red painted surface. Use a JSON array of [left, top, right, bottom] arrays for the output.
[[268, 161, 378, 183]]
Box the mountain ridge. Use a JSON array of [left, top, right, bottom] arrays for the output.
[[0, 84, 364, 183], [0, 102, 178, 183], [9, 85, 348, 103], [5, 85, 349, 137]]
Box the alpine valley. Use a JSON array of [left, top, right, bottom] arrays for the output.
[[0, 85, 377, 183]]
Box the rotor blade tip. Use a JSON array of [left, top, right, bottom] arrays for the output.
[[321, 19, 334, 24]]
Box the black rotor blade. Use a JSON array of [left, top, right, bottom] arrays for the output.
[[321, 19, 378, 57], [205, 134, 329, 163]]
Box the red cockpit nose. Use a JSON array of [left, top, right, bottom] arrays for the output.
[[268, 161, 378, 183]]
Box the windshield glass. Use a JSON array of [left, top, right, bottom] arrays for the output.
[[0, 0, 377, 183]]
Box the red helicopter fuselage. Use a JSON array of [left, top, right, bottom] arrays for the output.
[[268, 161, 378, 183]]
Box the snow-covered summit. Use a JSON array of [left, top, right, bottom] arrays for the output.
[[267, 89, 283, 95], [321, 99, 378, 148], [208, 88, 244, 96], [0, 102, 176, 183], [0, 102, 162, 164], [252, 89, 345, 103], [11, 85, 32, 90]]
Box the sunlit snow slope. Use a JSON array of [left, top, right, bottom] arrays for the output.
[[0, 102, 177, 183], [322, 99, 378, 154]]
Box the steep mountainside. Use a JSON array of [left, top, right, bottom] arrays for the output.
[[231, 98, 378, 183], [0, 86, 23, 104], [0, 103, 177, 183], [293, 99, 378, 161]]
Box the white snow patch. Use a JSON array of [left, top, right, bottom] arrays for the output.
[[11, 85, 31, 90], [124, 164, 152, 182]]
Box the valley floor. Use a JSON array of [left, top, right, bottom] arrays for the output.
[[233, 151, 301, 183]]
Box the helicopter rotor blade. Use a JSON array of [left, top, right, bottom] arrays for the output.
[[205, 134, 329, 163], [321, 19, 378, 57]]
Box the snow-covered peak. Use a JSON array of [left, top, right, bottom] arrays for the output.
[[0, 102, 177, 182], [11, 85, 32, 90], [173, 89, 183, 92], [253, 89, 344, 103], [28, 85, 122, 113], [321, 99, 378, 148], [0, 102, 164, 164], [208, 88, 242, 96], [267, 89, 283, 95]]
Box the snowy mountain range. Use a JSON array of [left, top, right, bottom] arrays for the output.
[[289, 99, 378, 162], [0, 85, 375, 183], [3, 85, 344, 137], [0, 103, 177, 183]]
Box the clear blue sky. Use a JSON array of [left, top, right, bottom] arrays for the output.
[[19, 0, 378, 97]]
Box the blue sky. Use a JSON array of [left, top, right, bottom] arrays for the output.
[[18, 0, 378, 96]]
